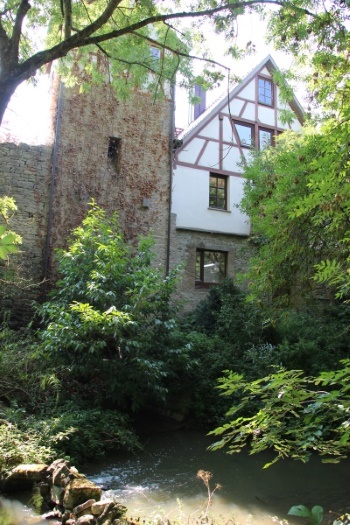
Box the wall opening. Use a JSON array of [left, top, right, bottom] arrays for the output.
[[108, 136, 121, 172]]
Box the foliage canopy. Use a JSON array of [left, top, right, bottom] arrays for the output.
[[1, 0, 349, 125]]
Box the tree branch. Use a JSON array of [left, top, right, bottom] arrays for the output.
[[73, 0, 297, 49], [130, 30, 231, 72], [63, 0, 73, 39], [10, 0, 31, 61], [14, 0, 315, 84], [0, 3, 21, 17]]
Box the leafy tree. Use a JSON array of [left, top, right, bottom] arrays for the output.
[[209, 361, 350, 467], [208, 0, 350, 469], [267, 0, 350, 118], [0, 0, 342, 125], [239, 121, 350, 307], [39, 201, 190, 411]]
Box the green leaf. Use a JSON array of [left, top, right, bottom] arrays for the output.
[[288, 505, 312, 518], [311, 505, 323, 525]]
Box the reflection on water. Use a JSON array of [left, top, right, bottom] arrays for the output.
[[0, 497, 45, 525], [85, 430, 350, 525]]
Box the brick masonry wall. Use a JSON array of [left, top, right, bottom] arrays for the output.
[[49, 80, 173, 277], [0, 142, 52, 319]]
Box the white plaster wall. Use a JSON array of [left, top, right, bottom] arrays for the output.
[[200, 118, 219, 139], [177, 137, 205, 164], [199, 140, 219, 167], [229, 99, 245, 116], [241, 102, 255, 121], [258, 105, 275, 125], [223, 117, 236, 143], [172, 165, 250, 236], [222, 146, 244, 173], [290, 119, 302, 132], [236, 80, 255, 101]]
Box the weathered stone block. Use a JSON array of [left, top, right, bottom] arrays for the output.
[[63, 479, 102, 510], [76, 514, 96, 525], [51, 485, 65, 506], [73, 499, 96, 517], [91, 501, 113, 516]]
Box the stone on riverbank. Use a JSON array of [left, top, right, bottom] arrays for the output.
[[0, 460, 127, 525], [63, 479, 102, 510], [1, 464, 48, 491]]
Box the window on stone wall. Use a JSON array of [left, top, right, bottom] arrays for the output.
[[209, 174, 228, 210], [195, 249, 227, 287], [108, 137, 121, 172], [258, 77, 273, 106], [234, 122, 254, 148]]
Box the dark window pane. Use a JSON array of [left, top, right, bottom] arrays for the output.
[[202, 251, 226, 283], [216, 196, 225, 208], [196, 250, 227, 284], [209, 174, 227, 209]]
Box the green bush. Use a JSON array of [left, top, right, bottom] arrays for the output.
[[0, 324, 59, 413], [185, 280, 350, 427], [0, 423, 54, 475], [24, 405, 141, 465], [39, 202, 191, 411]]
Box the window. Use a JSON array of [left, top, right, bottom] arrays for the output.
[[259, 128, 274, 149], [209, 174, 227, 210], [258, 77, 273, 106], [196, 249, 227, 286], [108, 136, 121, 172], [150, 46, 161, 60], [234, 122, 254, 147]]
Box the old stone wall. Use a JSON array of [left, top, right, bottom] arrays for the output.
[[49, 80, 172, 277], [0, 142, 52, 319], [169, 217, 252, 311], [0, 81, 173, 320]]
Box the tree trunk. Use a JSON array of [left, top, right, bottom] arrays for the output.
[[0, 80, 19, 126]]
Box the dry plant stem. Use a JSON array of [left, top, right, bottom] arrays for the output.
[[196, 470, 222, 519]]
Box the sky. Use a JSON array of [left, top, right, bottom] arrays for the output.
[[0, 10, 301, 145]]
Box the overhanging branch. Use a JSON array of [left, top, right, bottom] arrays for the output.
[[10, 0, 31, 59], [14, 0, 315, 83]]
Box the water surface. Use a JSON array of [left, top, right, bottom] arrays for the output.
[[85, 430, 350, 525]]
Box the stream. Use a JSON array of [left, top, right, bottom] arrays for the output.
[[85, 430, 350, 525], [1, 430, 350, 525]]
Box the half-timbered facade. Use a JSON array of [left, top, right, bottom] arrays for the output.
[[171, 55, 304, 308]]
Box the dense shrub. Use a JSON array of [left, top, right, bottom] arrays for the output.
[[185, 280, 350, 427], [0, 324, 58, 413], [23, 405, 141, 465], [0, 423, 54, 475], [39, 203, 191, 411]]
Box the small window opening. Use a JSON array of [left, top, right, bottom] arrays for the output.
[[258, 77, 273, 106], [150, 46, 161, 60], [108, 137, 121, 171], [195, 249, 227, 287]]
